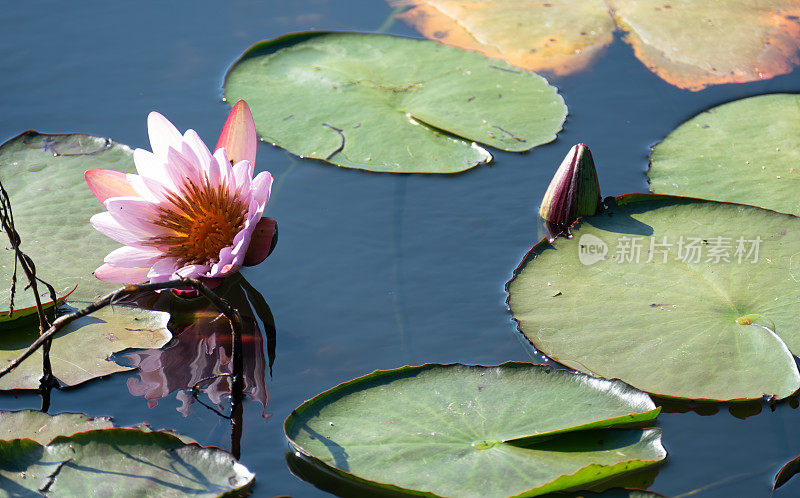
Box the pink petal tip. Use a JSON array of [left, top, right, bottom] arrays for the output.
[[216, 100, 257, 166], [85, 169, 137, 203]]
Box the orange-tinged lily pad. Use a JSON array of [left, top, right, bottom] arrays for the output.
[[393, 0, 800, 91], [608, 0, 800, 91], [391, 0, 615, 75]]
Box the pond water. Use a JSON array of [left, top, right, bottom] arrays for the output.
[[2, 1, 800, 496]]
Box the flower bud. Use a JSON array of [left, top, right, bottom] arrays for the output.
[[539, 143, 601, 237], [216, 99, 257, 166]]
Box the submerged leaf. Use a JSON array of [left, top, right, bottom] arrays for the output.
[[608, 0, 800, 91], [0, 132, 170, 389], [392, 0, 615, 75], [224, 32, 566, 173], [648, 94, 800, 215], [286, 363, 665, 497], [508, 194, 800, 401], [395, 0, 800, 91]]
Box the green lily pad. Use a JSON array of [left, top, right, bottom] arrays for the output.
[[224, 32, 566, 173], [648, 94, 800, 215], [286, 450, 663, 498], [285, 363, 665, 497], [0, 132, 170, 389], [0, 428, 254, 496], [508, 193, 800, 401], [0, 286, 73, 323]]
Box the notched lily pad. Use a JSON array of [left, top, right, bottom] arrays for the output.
[[0, 131, 170, 390], [649, 94, 800, 216], [508, 193, 800, 401], [286, 362, 665, 497], [224, 32, 566, 173]]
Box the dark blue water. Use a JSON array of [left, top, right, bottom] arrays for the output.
[[2, 1, 800, 496]]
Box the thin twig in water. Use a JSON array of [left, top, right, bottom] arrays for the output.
[[0, 181, 59, 402], [192, 396, 234, 419], [192, 373, 232, 388]]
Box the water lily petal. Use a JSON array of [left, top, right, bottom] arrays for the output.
[[166, 147, 204, 190], [245, 195, 261, 222], [232, 225, 248, 249], [216, 100, 257, 166], [126, 173, 169, 204], [133, 148, 175, 190], [206, 152, 222, 187], [147, 111, 183, 159], [251, 171, 273, 208], [104, 246, 162, 267], [177, 133, 201, 171], [244, 217, 277, 266], [94, 264, 150, 284], [147, 257, 180, 283], [90, 212, 148, 247], [209, 245, 238, 278], [227, 251, 247, 276], [175, 264, 212, 279], [183, 129, 213, 171], [232, 160, 253, 192], [85, 169, 137, 203], [213, 148, 236, 193], [231, 231, 249, 256], [104, 197, 166, 236]]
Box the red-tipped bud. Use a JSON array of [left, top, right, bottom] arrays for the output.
[[216, 100, 257, 166], [539, 143, 602, 233]]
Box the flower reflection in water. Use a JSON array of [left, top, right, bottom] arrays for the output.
[[121, 276, 275, 419]]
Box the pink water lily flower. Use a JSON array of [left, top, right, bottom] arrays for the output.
[[85, 100, 274, 286]]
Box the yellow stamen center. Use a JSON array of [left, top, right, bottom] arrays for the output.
[[145, 178, 247, 266]]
